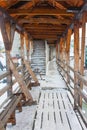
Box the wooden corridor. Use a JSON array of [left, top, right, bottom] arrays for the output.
[[32, 60, 87, 130], [0, 1, 87, 130]]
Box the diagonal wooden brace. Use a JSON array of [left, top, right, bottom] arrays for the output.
[[8, 54, 33, 101], [0, 120, 5, 130], [24, 60, 39, 83]]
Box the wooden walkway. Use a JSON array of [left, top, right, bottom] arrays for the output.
[[33, 89, 86, 130]]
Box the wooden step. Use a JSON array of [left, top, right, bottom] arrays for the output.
[[31, 40, 46, 75]]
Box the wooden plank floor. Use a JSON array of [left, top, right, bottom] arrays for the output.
[[33, 89, 86, 130]]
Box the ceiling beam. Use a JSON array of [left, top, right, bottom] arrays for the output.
[[27, 30, 64, 33], [18, 17, 71, 24], [7, 8, 74, 16], [23, 24, 67, 29], [24, 27, 66, 31], [29, 32, 62, 35], [48, 0, 67, 10], [32, 35, 58, 40]]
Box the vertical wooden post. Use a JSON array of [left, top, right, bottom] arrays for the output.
[[0, 15, 15, 96], [59, 37, 64, 62], [20, 34, 25, 78], [0, 120, 5, 130], [20, 34, 24, 60], [62, 37, 66, 77], [66, 29, 72, 84], [6, 52, 13, 96], [25, 33, 30, 62], [59, 37, 65, 75], [0, 13, 16, 125], [7, 111, 16, 125], [59, 37, 63, 71], [74, 20, 80, 109], [79, 12, 86, 108], [58, 43, 60, 60], [56, 42, 58, 60]]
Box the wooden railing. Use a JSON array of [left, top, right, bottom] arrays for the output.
[[0, 63, 31, 129], [57, 59, 87, 126]]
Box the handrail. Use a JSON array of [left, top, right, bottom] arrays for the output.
[[57, 59, 87, 126], [0, 63, 29, 105], [0, 71, 10, 80]]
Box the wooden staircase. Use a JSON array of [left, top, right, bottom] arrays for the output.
[[31, 40, 46, 75]]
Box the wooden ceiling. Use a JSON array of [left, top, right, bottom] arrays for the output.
[[0, 0, 85, 42]]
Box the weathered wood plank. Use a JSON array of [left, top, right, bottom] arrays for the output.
[[8, 8, 74, 16], [33, 90, 85, 130], [0, 71, 9, 80], [0, 95, 22, 125], [25, 33, 30, 61], [0, 120, 5, 130], [7, 51, 33, 101], [0, 85, 10, 96], [74, 20, 80, 108], [66, 29, 72, 84], [0, 15, 11, 50], [24, 60, 39, 83], [79, 12, 86, 107]]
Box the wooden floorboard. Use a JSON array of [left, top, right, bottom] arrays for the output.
[[33, 89, 86, 130]]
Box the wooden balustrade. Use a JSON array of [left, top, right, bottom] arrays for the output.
[[57, 59, 87, 126], [0, 62, 32, 128]]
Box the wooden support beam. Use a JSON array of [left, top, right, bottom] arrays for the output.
[[20, 34, 26, 83], [23, 24, 67, 30], [0, 14, 16, 97], [20, 34, 39, 84], [59, 37, 64, 68], [18, 18, 70, 25], [56, 42, 58, 60], [66, 29, 72, 84], [7, 51, 33, 101], [26, 30, 65, 33], [74, 20, 80, 109], [6, 52, 13, 96], [61, 37, 66, 77], [8, 8, 74, 16], [25, 33, 30, 61], [29, 32, 62, 34], [20, 34, 24, 59], [0, 120, 5, 130], [59, 37, 64, 54], [58, 42, 60, 60], [24, 60, 39, 84], [7, 111, 16, 125], [48, 0, 67, 10], [79, 12, 86, 108], [0, 15, 12, 50], [32, 34, 58, 39]]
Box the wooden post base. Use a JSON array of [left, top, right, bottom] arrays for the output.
[[22, 100, 37, 106], [30, 82, 40, 87], [7, 111, 16, 125], [16, 102, 22, 112]]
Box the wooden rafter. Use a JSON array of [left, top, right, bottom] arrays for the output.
[[23, 24, 67, 28], [48, 0, 67, 9], [32, 35, 58, 40], [18, 17, 71, 25], [7, 8, 74, 16], [0, 0, 85, 41], [66, 0, 84, 7]]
